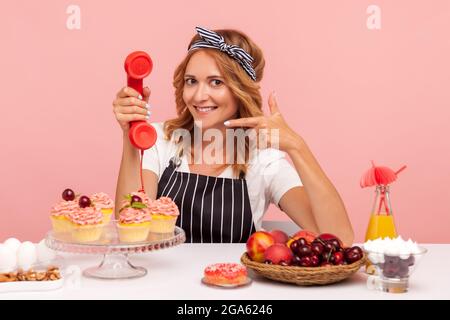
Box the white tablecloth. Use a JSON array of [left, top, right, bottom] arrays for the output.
[[1, 244, 448, 300]]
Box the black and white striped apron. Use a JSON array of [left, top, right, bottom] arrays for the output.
[[157, 157, 256, 243]]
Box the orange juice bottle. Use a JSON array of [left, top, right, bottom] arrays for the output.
[[365, 185, 397, 273]]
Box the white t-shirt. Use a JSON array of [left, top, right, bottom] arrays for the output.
[[142, 122, 303, 230]]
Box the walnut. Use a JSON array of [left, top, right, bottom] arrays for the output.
[[25, 271, 37, 281], [48, 268, 61, 278], [17, 271, 27, 281], [0, 267, 61, 282], [36, 272, 47, 281], [0, 273, 16, 282]]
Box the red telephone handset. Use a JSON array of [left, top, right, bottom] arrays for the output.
[[124, 51, 157, 150]]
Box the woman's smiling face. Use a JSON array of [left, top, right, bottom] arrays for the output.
[[183, 50, 239, 130]]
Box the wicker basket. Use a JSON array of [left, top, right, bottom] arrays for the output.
[[241, 252, 367, 286]]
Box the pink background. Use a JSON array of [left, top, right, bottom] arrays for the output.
[[1, 1, 449, 243]]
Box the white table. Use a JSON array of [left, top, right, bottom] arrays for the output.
[[1, 244, 448, 300]]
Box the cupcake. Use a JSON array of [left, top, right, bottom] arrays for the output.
[[148, 197, 179, 234], [91, 192, 114, 224], [68, 196, 105, 243], [50, 200, 78, 234], [117, 193, 152, 243]]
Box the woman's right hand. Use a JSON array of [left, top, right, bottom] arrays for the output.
[[112, 86, 151, 132]]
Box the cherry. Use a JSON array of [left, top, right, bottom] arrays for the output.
[[78, 195, 91, 208], [343, 246, 363, 263], [383, 264, 400, 278], [264, 260, 273, 264], [406, 255, 415, 266], [322, 251, 332, 263], [329, 239, 341, 250], [290, 240, 300, 254], [398, 265, 409, 278], [348, 246, 363, 256], [332, 251, 345, 265], [62, 188, 75, 201], [311, 242, 324, 256], [299, 256, 312, 267], [131, 195, 142, 204], [324, 242, 335, 253], [384, 255, 400, 265], [292, 255, 302, 266], [298, 244, 312, 257], [297, 238, 308, 246], [344, 251, 361, 264], [310, 254, 321, 267]]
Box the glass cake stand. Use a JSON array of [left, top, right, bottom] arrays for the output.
[[45, 221, 185, 280]]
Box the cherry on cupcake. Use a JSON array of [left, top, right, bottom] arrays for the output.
[[78, 195, 91, 208], [62, 188, 75, 201], [131, 195, 142, 204]]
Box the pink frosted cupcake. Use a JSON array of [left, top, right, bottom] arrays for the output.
[[68, 205, 104, 243], [50, 200, 78, 234], [117, 193, 152, 243], [148, 197, 179, 234], [91, 192, 114, 224]]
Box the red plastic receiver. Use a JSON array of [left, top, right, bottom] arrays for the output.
[[124, 51, 157, 150]]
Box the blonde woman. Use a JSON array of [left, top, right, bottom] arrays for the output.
[[113, 27, 354, 245]]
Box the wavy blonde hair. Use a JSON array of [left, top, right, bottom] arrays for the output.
[[164, 28, 265, 177]]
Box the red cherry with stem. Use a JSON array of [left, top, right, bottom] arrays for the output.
[[131, 195, 142, 204], [322, 251, 333, 263], [324, 242, 335, 253], [329, 239, 341, 250], [78, 195, 91, 208], [62, 188, 75, 201]]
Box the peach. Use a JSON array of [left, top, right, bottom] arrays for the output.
[[246, 231, 275, 262], [292, 230, 317, 243], [269, 229, 289, 244], [264, 244, 293, 265]]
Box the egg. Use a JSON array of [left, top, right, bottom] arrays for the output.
[[3, 237, 21, 253], [36, 239, 56, 263], [0, 244, 17, 272], [17, 241, 37, 271]]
